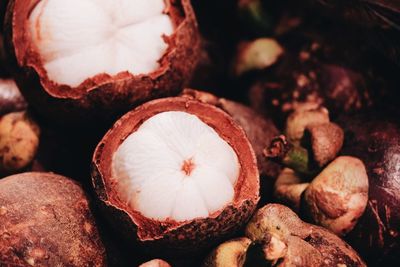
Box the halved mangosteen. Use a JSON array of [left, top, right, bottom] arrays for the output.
[[91, 96, 260, 256], [4, 0, 200, 126]]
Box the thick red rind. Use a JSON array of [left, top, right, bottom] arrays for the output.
[[4, 0, 200, 125], [91, 97, 260, 254], [0, 172, 107, 266]]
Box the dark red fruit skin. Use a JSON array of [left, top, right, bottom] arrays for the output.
[[337, 113, 400, 266], [91, 97, 260, 258]]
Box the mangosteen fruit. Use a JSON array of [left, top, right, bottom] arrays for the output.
[[4, 0, 200, 126], [0, 172, 107, 266], [91, 96, 260, 256], [0, 111, 40, 177], [338, 113, 400, 265]]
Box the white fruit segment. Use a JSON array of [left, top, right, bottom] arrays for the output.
[[112, 111, 240, 222], [29, 0, 174, 87]]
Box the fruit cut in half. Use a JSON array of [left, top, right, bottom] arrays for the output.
[[4, 0, 200, 125], [92, 97, 260, 255]]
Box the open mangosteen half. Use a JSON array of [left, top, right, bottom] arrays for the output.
[[91, 96, 260, 256], [4, 0, 200, 126]]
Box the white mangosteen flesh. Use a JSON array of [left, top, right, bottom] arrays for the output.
[[112, 111, 240, 222], [29, 0, 174, 87]]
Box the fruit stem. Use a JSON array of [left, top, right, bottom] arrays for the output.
[[263, 135, 314, 176]]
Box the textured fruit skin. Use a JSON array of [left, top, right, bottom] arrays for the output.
[[245, 204, 366, 267], [4, 0, 200, 127], [0, 172, 107, 266], [338, 113, 400, 265], [91, 97, 259, 257]]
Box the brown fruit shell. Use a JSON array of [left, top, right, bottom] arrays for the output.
[[4, 0, 200, 126], [0, 172, 107, 266], [91, 97, 260, 256]]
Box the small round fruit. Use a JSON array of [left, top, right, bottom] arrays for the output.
[[0, 172, 107, 266], [0, 111, 40, 177], [92, 96, 260, 255], [5, 0, 200, 125]]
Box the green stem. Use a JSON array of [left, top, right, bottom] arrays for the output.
[[264, 135, 315, 176]]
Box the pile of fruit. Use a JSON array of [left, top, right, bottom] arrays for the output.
[[0, 0, 399, 266]]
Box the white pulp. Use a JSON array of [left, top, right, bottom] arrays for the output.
[[112, 111, 240, 222], [29, 0, 174, 87]]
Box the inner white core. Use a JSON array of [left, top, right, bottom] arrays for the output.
[[112, 111, 240, 222], [29, 0, 174, 87]]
